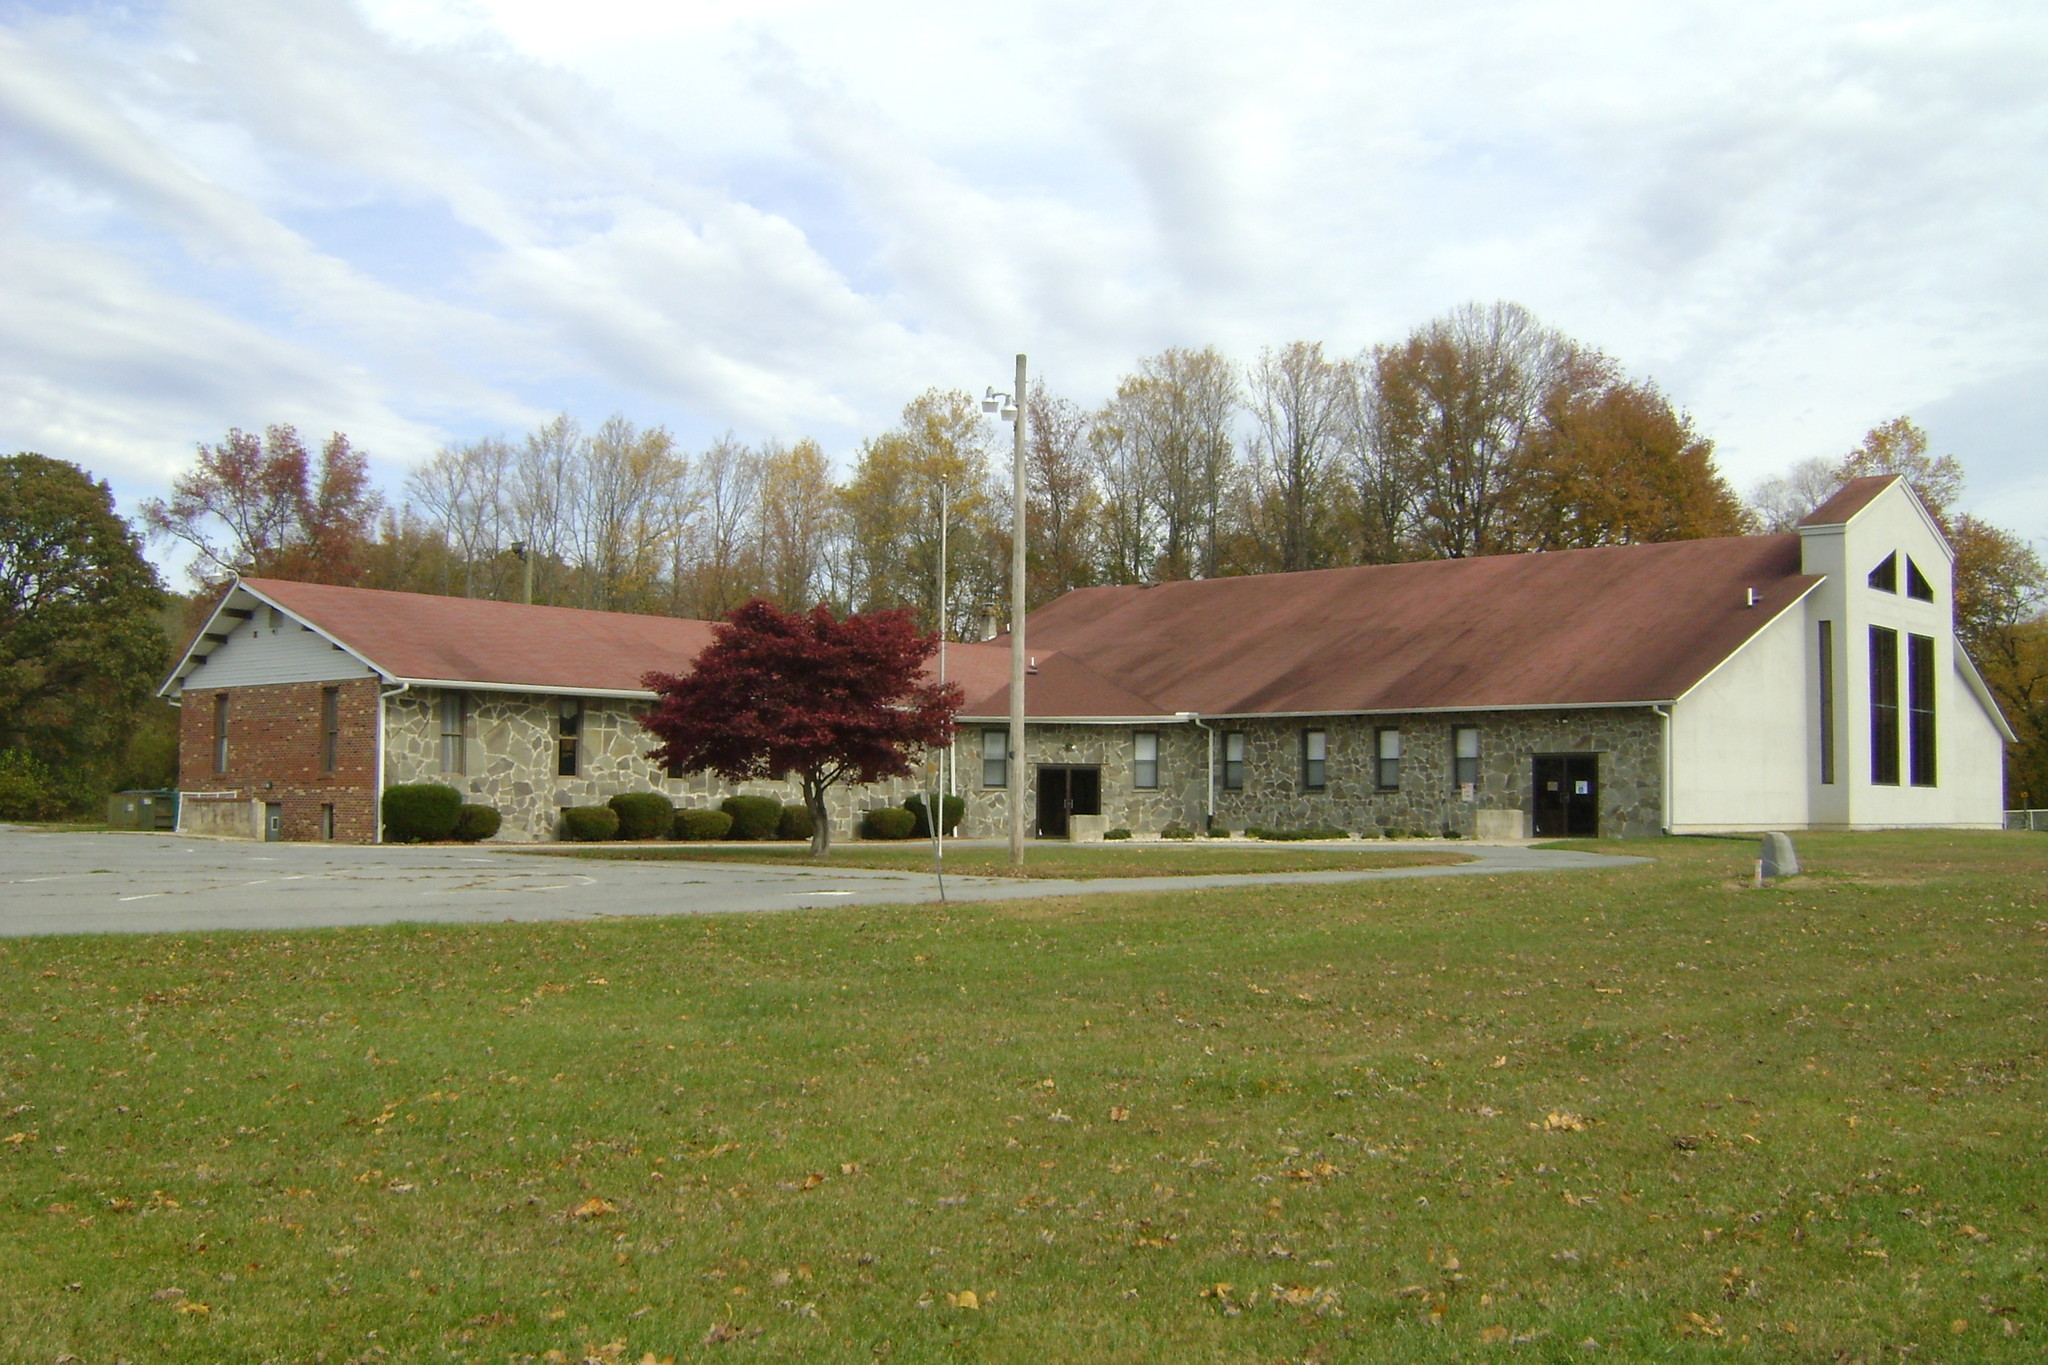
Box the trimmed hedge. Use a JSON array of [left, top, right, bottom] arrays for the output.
[[861, 807, 917, 840], [452, 804, 501, 843], [721, 795, 783, 841], [1104, 827, 1132, 840], [1245, 826, 1350, 842], [560, 806, 620, 842], [1159, 825, 1196, 840], [1206, 826, 1232, 838], [776, 804, 816, 842], [903, 793, 964, 838], [675, 808, 734, 841], [382, 783, 462, 843], [608, 792, 675, 841]]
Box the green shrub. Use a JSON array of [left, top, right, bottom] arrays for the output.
[[903, 793, 965, 838], [560, 806, 620, 842], [776, 804, 816, 842], [382, 783, 462, 843], [0, 750, 64, 821], [861, 807, 917, 840], [675, 808, 734, 841], [452, 804, 501, 843], [721, 795, 783, 841], [608, 791, 675, 841], [1103, 827, 1132, 840], [1160, 824, 1196, 840], [1206, 826, 1232, 838], [1250, 826, 1349, 842]]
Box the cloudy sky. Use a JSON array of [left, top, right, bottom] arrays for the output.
[[4, 0, 2045, 565]]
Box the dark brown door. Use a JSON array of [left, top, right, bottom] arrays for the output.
[[1531, 755, 1599, 837], [1034, 766, 1102, 838]]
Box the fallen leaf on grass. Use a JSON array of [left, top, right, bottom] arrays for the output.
[[946, 1290, 980, 1310], [1285, 1162, 1343, 1181], [1109, 1106, 1130, 1122], [568, 1198, 619, 1219], [174, 1301, 211, 1315], [800, 1172, 826, 1190], [1542, 1112, 1587, 1132], [1676, 1311, 1726, 1339], [1479, 1326, 1509, 1344]]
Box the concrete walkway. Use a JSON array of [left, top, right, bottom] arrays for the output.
[[0, 828, 1647, 938]]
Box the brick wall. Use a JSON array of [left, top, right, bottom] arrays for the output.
[[179, 678, 382, 842]]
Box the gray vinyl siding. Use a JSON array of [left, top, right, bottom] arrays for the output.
[[185, 613, 377, 688]]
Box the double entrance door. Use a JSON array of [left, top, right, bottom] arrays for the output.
[[1532, 755, 1600, 837], [1035, 765, 1101, 839]]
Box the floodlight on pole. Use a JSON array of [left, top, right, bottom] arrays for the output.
[[983, 359, 1028, 867]]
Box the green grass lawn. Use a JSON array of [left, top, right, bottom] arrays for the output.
[[1, 831, 2042, 1363], [534, 841, 1470, 879]]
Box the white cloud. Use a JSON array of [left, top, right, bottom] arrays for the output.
[[1, 0, 2044, 552]]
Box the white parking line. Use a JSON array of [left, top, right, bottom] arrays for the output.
[[117, 893, 164, 902]]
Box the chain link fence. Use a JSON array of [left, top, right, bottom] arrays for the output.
[[2006, 809, 2048, 832]]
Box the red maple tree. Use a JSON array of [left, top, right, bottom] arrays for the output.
[[640, 600, 961, 855]]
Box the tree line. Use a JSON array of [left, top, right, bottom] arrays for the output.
[[4, 300, 2042, 814]]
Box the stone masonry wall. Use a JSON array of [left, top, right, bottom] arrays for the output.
[[384, 688, 947, 843], [177, 679, 381, 841], [960, 709, 1665, 839]]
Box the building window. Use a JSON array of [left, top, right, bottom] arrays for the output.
[[440, 691, 467, 774], [321, 804, 335, 841], [213, 694, 230, 773], [1908, 633, 1937, 787], [1905, 558, 1935, 602], [1301, 729, 1327, 791], [1133, 731, 1159, 789], [1870, 626, 1900, 785], [1222, 732, 1245, 789], [1375, 727, 1401, 790], [321, 687, 341, 773], [1817, 621, 1836, 785], [982, 728, 1008, 788], [1452, 726, 1479, 789], [1867, 552, 1897, 593], [557, 698, 582, 778]]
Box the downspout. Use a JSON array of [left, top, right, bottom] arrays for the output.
[[376, 680, 411, 844], [1179, 712, 1213, 831], [1650, 704, 1672, 835]]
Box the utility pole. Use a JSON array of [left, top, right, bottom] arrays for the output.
[[1008, 354, 1027, 867]]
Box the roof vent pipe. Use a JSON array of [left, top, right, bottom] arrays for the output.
[[1745, 588, 1760, 607], [980, 605, 1001, 641]]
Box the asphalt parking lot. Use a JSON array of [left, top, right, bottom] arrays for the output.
[[0, 828, 1644, 937]]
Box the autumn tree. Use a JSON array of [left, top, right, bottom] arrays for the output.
[[640, 600, 959, 855], [755, 438, 840, 611], [1025, 382, 1100, 608], [1514, 366, 1748, 548], [405, 436, 515, 597], [143, 425, 382, 587], [1369, 302, 1577, 559], [1096, 348, 1240, 580], [0, 455, 168, 814], [838, 390, 1001, 635]]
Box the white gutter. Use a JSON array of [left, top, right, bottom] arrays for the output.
[[1650, 704, 1673, 833]]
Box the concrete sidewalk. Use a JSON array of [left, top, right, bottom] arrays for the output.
[[0, 828, 1646, 938]]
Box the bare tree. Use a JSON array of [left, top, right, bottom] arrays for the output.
[[1026, 382, 1100, 606], [1245, 341, 1348, 572], [1747, 456, 1842, 532], [510, 415, 580, 605], [575, 415, 680, 611], [406, 436, 513, 596], [685, 434, 765, 618]]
